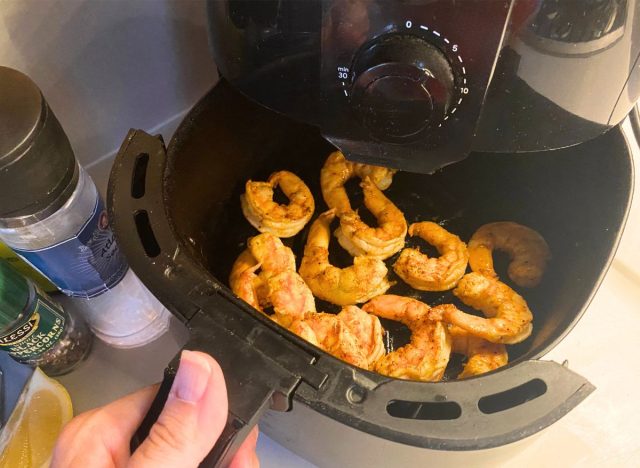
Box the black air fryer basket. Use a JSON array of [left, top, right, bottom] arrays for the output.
[[108, 80, 633, 466]]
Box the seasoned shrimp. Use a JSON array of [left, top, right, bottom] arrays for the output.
[[363, 295, 451, 382], [448, 325, 508, 379], [241, 170, 315, 238], [320, 151, 397, 215], [299, 210, 392, 306], [230, 234, 315, 323], [338, 305, 385, 368], [289, 306, 384, 369], [468, 221, 551, 288], [393, 221, 468, 291], [334, 177, 407, 259], [431, 272, 533, 344], [247, 232, 295, 276], [287, 319, 320, 346], [229, 249, 263, 310], [289, 312, 369, 369], [266, 271, 316, 327]]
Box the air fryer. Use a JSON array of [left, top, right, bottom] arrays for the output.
[[108, 1, 638, 467], [207, 0, 640, 172]]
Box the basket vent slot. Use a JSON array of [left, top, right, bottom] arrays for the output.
[[478, 378, 547, 414], [387, 400, 461, 420], [131, 153, 149, 199], [134, 210, 161, 258]]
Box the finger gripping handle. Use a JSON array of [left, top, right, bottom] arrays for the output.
[[131, 356, 256, 468], [130, 365, 177, 453]]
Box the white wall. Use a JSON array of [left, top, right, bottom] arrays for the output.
[[0, 0, 218, 171]]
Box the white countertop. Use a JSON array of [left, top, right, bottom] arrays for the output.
[[58, 121, 640, 467]]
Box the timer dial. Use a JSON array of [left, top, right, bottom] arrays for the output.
[[350, 34, 455, 140]]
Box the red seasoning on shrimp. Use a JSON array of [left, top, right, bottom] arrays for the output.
[[241, 170, 315, 238], [393, 221, 468, 291]]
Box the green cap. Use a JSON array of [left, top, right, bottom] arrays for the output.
[[0, 259, 31, 330]]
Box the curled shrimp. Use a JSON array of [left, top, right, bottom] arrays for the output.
[[288, 306, 383, 369], [229, 233, 315, 324], [393, 221, 468, 291], [230, 234, 293, 311], [266, 271, 316, 327], [229, 252, 315, 323], [289, 312, 369, 369], [299, 210, 392, 306], [229, 249, 263, 310], [431, 272, 533, 344], [338, 305, 385, 368], [448, 324, 508, 379], [320, 151, 397, 215], [334, 177, 407, 259], [468, 221, 551, 288], [248, 232, 295, 276], [249, 234, 315, 321], [363, 295, 451, 382], [241, 170, 315, 238]]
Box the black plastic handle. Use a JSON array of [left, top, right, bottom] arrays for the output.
[[130, 353, 262, 468], [110, 129, 324, 467], [130, 364, 177, 453], [110, 131, 258, 467]]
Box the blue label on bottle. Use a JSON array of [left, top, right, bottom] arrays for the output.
[[15, 199, 128, 298]]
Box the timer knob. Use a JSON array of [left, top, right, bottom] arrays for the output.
[[350, 34, 455, 140]]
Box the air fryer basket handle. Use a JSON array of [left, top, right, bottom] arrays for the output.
[[110, 130, 324, 466], [109, 131, 260, 466], [130, 365, 177, 455], [130, 353, 263, 468]]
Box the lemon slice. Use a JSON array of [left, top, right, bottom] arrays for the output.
[[0, 368, 73, 468]]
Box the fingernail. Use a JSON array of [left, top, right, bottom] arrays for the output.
[[172, 350, 212, 403]]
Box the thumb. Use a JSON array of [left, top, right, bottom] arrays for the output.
[[129, 350, 229, 468]]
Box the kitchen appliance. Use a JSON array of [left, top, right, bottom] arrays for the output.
[[208, 0, 640, 172], [109, 1, 638, 466]]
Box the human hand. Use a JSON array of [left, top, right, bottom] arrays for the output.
[[52, 350, 259, 468]]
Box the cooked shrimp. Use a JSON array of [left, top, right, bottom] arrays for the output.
[[468, 221, 551, 288], [229, 249, 263, 310], [287, 318, 320, 346], [363, 295, 451, 382], [299, 210, 392, 305], [320, 151, 397, 215], [230, 234, 315, 323], [393, 222, 468, 291], [448, 325, 508, 379], [288, 307, 383, 369], [289, 312, 369, 369], [430, 272, 533, 344], [334, 177, 407, 259], [338, 305, 385, 368], [247, 232, 295, 276], [335, 177, 407, 260], [241, 170, 315, 238], [266, 271, 316, 327]]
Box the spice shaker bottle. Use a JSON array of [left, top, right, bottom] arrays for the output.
[[0, 259, 92, 375], [0, 66, 170, 348]]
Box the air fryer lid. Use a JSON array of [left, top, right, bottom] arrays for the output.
[[108, 80, 632, 464]]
